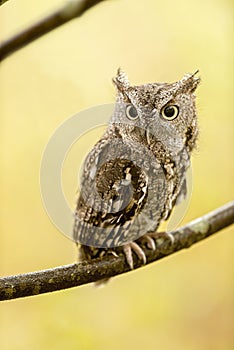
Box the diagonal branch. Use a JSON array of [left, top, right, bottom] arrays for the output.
[[0, 201, 233, 301], [0, 0, 107, 62], [0, 0, 9, 7]]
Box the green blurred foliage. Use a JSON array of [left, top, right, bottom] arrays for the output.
[[0, 0, 233, 349]]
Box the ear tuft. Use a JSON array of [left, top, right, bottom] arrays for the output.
[[112, 68, 130, 93], [180, 71, 201, 93]]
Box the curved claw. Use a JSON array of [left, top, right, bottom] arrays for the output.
[[148, 231, 175, 245], [164, 232, 175, 245], [138, 231, 175, 254], [143, 235, 156, 250], [123, 242, 147, 269]]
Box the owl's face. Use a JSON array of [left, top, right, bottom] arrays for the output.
[[110, 70, 200, 153]]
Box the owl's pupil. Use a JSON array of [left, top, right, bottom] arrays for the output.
[[164, 106, 175, 118], [128, 106, 138, 119]]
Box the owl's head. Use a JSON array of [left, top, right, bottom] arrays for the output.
[[111, 69, 200, 154]]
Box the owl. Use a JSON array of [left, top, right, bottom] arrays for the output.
[[73, 69, 200, 269]]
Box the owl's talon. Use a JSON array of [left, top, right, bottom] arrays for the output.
[[123, 244, 133, 269], [148, 231, 175, 245], [110, 250, 119, 258], [123, 242, 147, 269], [144, 235, 156, 250], [164, 232, 175, 245]]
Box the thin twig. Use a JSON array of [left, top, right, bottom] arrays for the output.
[[0, 201, 233, 301], [0, 0, 107, 62], [0, 0, 9, 6]]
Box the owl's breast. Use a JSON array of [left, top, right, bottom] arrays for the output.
[[73, 130, 190, 248]]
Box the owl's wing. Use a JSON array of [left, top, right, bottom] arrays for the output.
[[73, 137, 148, 248]]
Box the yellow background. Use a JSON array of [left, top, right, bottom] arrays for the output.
[[0, 0, 233, 349]]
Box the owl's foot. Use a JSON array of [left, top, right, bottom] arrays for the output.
[[123, 241, 147, 270], [143, 231, 175, 250]]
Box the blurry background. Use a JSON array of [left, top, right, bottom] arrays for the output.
[[0, 0, 233, 349]]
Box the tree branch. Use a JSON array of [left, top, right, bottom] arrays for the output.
[[0, 0, 9, 7], [0, 0, 107, 62], [1, 201, 233, 301]]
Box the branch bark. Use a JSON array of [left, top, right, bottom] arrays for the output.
[[0, 0, 107, 62], [1, 201, 233, 301]]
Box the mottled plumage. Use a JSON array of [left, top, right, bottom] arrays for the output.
[[73, 69, 200, 268]]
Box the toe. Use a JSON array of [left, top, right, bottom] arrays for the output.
[[123, 244, 134, 269], [129, 242, 147, 265], [144, 235, 156, 250], [164, 232, 175, 244], [148, 231, 175, 245], [123, 241, 147, 269]]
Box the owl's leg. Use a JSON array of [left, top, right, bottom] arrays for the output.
[[123, 242, 147, 269], [76, 243, 88, 262]]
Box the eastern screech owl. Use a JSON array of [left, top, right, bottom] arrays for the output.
[[73, 69, 200, 269]]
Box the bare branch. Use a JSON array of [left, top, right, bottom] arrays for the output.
[[0, 0, 107, 62], [0, 201, 233, 301], [0, 0, 9, 6]]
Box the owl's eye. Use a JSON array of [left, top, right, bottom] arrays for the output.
[[125, 104, 138, 120], [161, 105, 179, 120]]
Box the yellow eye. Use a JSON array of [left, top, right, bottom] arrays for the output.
[[161, 105, 179, 120], [126, 104, 138, 120]]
